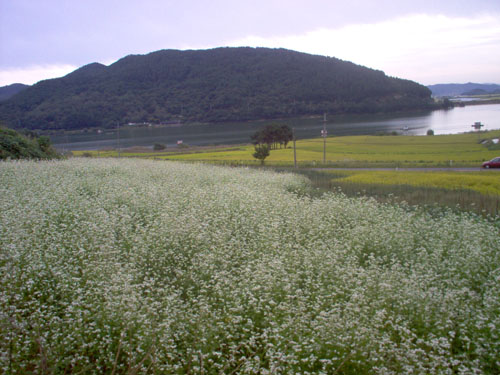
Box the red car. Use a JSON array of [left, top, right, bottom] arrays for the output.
[[482, 157, 500, 168]]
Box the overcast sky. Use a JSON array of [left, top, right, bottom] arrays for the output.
[[1, 0, 500, 86]]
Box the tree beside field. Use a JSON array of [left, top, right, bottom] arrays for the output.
[[251, 124, 293, 149], [252, 144, 271, 164]]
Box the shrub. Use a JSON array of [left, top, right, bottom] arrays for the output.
[[252, 143, 270, 164], [153, 143, 166, 151], [0, 127, 59, 160]]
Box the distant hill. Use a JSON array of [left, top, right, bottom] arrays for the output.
[[461, 88, 500, 96], [0, 47, 435, 130], [428, 83, 500, 97], [0, 83, 29, 102]]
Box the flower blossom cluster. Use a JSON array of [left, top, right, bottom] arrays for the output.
[[0, 158, 499, 374]]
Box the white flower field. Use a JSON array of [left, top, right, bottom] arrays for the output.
[[1, 158, 499, 374]]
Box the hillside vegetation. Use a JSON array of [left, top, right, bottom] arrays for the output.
[[0, 127, 59, 160], [0, 48, 435, 130], [1, 159, 499, 374], [0, 83, 29, 102]]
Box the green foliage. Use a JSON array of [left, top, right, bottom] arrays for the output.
[[0, 48, 435, 130], [427, 129, 434, 135], [153, 143, 166, 150], [251, 123, 293, 149], [483, 138, 500, 151], [0, 127, 59, 160], [441, 98, 454, 109], [252, 144, 270, 164], [36, 135, 52, 151]]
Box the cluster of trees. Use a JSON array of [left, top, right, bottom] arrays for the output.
[[251, 124, 293, 149], [251, 124, 293, 164], [0, 47, 436, 131], [0, 127, 59, 160]]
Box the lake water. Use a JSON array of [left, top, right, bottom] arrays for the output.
[[51, 104, 500, 151]]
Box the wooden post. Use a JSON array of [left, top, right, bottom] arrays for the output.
[[293, 128, 297, 168], [322, 113, 327, 164], [117, 122, 121, 157]]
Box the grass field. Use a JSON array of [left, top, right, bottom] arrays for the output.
[[1, 159, 499, 374], [73, 130, 500, 168]]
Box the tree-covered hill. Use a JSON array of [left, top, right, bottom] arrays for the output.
[[0, 47, 435, 130], [0, 83, 29, 102], [427, 83, 500, 97]]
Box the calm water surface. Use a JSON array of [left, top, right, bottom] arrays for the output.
[[51, 104, 500, 151]]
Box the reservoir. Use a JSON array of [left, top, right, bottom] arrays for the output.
[[51, 104, 500, 151]]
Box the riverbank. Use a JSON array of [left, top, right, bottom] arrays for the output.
[[452, 98, 500, 107], [52, 103, 500, 151]]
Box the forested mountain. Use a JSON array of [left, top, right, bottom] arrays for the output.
[[0, 83, 29, 102], [0, 48, 434, 130], [428, 83, 500, 97], [461, 88, 500, 96]]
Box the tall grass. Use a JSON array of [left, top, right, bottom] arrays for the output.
[[1, 159, 499, 374], [297, 169, 500, 219]]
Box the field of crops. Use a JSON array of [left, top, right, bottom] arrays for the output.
[[326, 170, 500, 196], [73, 130, 500, 168], [297, 169, 500, 218], [1, 159, 500, 374]]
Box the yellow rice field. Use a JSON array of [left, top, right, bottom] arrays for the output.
[[327, 170, 500, 196]]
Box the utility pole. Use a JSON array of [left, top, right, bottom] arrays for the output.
[[65, 133, 69, 155], [117, 122, 121, 157], [321, 113, 327, 164], [293, 127, 297, 168], [472, 122, 484, 143]]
